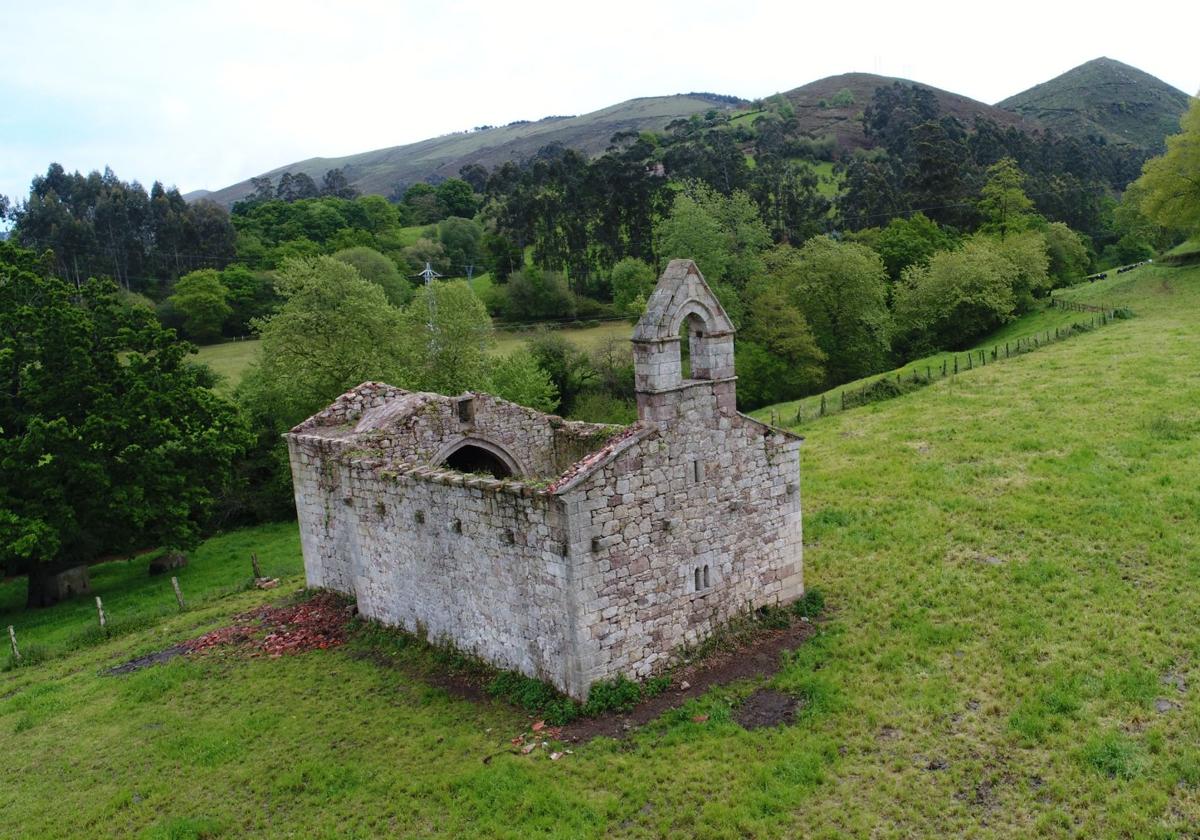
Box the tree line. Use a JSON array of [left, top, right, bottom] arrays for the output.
[[2, 88, 1196, 607]]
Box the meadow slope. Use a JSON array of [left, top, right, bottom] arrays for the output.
[[2, 262, 1199, 838]]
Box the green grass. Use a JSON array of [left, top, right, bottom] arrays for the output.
[[754, 285, 1127, 426], [196, 321, 632, 391], [493, 320, 631, 356], [193, 341, 261, 393], [392, 224, 429, 248], [0, 523, 301, 663], [4, 261, 1200, 835], [811, 160, 839, 198], [1164, 239, 1200, 257]]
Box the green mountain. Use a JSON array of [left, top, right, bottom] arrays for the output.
[[779, 72, 1039, 151], [189, 94, 744, 206], [191, 59, 1191, 206], [997, 57, 1191, 151]]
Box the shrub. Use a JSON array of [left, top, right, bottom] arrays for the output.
[[791, 588, 825, 618], [584, 675, 643, 715], [503, 267, 576, 321], [756, 604, 792, 629]]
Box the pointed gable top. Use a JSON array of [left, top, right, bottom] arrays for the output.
[[632, 259, 735, 343]]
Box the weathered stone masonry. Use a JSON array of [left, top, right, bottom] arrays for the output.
[[287, 259, 804, 698]]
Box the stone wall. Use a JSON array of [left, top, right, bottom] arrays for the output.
[[293, 382, 615, 480], [288, 434, 581, 689], [559, 381, 804, 687]]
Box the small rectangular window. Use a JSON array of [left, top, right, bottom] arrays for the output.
[[457, 397, 474, 423], [694, 568, 702, 592], [703, 565, 710, 588]]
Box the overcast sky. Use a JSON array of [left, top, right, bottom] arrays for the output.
[[3, 0, 1197, 206]]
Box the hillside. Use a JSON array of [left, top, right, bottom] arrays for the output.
[[190, 94, 745, 206], [780, 72, 1040, 151], [998, 57, 1191, 151], [190, 59, 1190, 206], [4, 262, 1200, 835]]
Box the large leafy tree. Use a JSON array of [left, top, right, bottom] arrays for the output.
[[893, 238, 1017, 354], [1133, 95, 1200, 235], [487, 350, 558, 412], [0, 242, 248, 606], [332, 245, 411, 306], [736, 279, 826, 408], [244, 256, 410, 423], [400, 281, 493, 396], [766, 237, 891, 385], [861, 212, 956, 282], [168, 269, 231, 342], [977, 157, 1038, 239]]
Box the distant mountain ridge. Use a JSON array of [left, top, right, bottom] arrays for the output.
[[188, 59, 1192, 205], [997, 57, 1191, 151], [187, 94, 745, 206]]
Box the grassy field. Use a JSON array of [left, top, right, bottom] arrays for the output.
[[0, 523, 301, 659], [753, 290, 1125, 427], [192, 340, 260, 393], [4, 261, 1200, 837], [195, 320, 633, 392]]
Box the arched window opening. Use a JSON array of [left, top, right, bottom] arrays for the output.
[[443, 444, 514, 479], [679, 312, 706, 381]]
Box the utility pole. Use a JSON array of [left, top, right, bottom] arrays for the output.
[[418, 261, 442, 350]]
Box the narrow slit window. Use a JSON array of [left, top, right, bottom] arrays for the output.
[[694, 568, 702, 592], [457, 397, 474, 423], [703, 565, 710, 588]]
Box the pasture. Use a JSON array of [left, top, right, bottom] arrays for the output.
[[195, 320, 633, 393], [3, 262, 1199, 837]]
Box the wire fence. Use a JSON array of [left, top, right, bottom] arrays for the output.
[[768, 304, 1132, 427]]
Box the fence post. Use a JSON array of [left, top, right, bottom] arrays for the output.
[[795, 405, 802, 424], [954, 356, 958, 375], [840, 391, 845, 411], [171, 576, 186, 611], [942, 359, 947, 376], [1006, 342, 1009, 358], [968, 354, 973, 370], [251, 553, 263, 580], [8, 625, 19, 663], [95, 596, 107, 630], [820, 394, 826, 416], [926, 365, 931, 380]]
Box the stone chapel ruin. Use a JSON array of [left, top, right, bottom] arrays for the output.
[[286, 259, 804, 698]]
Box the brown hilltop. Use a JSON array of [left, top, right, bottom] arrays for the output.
[[779, 72, 1039, 150]]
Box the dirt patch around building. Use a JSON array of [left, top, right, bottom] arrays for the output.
[[556, 617, 818, 742], [105, 644, 190, 675], [104, 590, 821, 745], [733, 689, 800, 730]]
